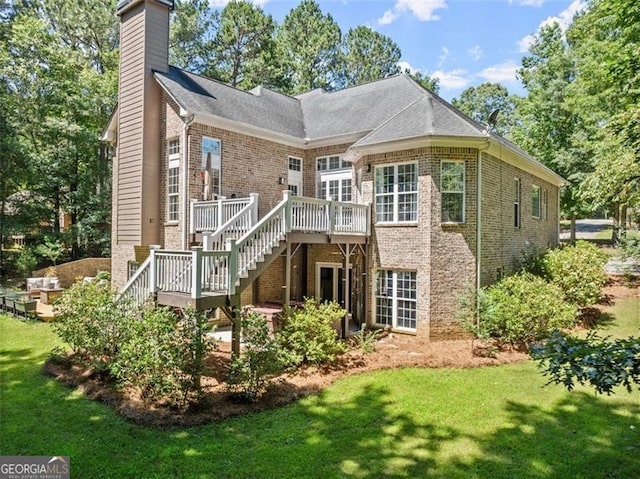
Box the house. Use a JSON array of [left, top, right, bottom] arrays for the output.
[[103, 0, 565, 342]]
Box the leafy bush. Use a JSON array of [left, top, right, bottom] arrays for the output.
[[618, 232, 640, 260], [227, 308, 284, 401], [460, 272, 578, 344], [53, 279, 127, 372], [110, 306, 214, 406], [543, 241, 608, 307], [276, 298, 346, 368], [351, 324, 381, 354], [531, 330, 640, 394], [15, 246, 38, 277]]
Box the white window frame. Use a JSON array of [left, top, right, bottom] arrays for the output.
[[167, 138, 180, 223], [514, 178, 521, 229], [316, 154, 349, 171], [543, 188, 549, 220], [287, 156, 303, 196], [440, 160, 465, 224], [375, 269, 417, 331], [532, 184, 541, 219], [374, 162, 418, 224]]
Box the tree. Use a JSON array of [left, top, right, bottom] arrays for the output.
[[567, 0, 640, 235], [209, 0, 279, 89], [340, 26, 400, 87], [452, 83, 518, 137], [531, 330, 640, 395], [277, 0, 341, 94], [513, 23, 592, 240], [405, 69, 439, 94], [170, 0, 215, 73]]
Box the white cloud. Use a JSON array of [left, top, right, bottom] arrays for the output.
[[478, 61, 519, 84], [378, 9, 399, 25], [437, 46, 450, 68], [432, 69, 472, 89], [468, 45, 483, 62], [516, 0, 586, 52], [378, 0, 447, 25], [397, 61, 419, 75], [510, 0, 544, 6]]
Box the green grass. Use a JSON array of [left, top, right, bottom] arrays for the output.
[[1, 308, 639, 479]]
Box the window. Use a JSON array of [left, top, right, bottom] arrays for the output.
[[317, 155, 348, 171], [532, 185, 541, 219], [375, 162, 418, 223], [288, 156, 303, 196], [543, 188, 549, 220], [167, 139, 180, 222], [514, 178, 521, 228], [440, 161, 465, 223], [202, 137, 221, 200], [375, 270, 417, 330]]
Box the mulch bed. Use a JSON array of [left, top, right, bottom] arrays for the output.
[[42, 276, 638, 428]]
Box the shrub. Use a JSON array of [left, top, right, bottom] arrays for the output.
[[53, 280, 127, 372], [531, 330, 640, 394], [543, 241, 608, 307], [15, 247, 38, 277], [227, 308, 284, 401], [460, 272, 578, 345], [351, 324, 381, 354], [618, 232, 640, 260], [276, 298, 346, 368], [110, 306, 214, 407]]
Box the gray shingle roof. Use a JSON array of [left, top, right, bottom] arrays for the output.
[[154, 67, 306, 138]]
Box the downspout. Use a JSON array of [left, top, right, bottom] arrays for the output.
[[476, 141, 490, 328], [181, 114, 195, 250]]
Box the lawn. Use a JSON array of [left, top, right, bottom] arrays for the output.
[[1, 300, 639, 479]]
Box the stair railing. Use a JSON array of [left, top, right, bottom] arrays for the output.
[[202, 193, 258, 251]]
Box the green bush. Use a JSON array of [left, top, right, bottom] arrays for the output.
[[110, 306, 214, 407], [351, 324, 381, 354], [227, 308, 284, 401], [53, 280, 127, 372], [276, 298, 346, 368], [461, 272, 578, 345], [15, 247, 38, 277], [618, 232, 640, 260], [543, 241, 608, 307]]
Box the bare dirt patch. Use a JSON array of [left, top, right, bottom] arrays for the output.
[[43, 277, 638, 428]]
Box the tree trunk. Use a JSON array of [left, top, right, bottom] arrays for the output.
[[612, 203, 620, 244], [570, 213, 577, 243]]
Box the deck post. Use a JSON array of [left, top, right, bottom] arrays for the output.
[[149, 245, 160, 293], [250, 193, 259, 225], [217, 196, 224, 229], [202, 232, 213, 251], [191, 246, 202, 299], [227, 239, 237, 296], [343, 243, 351, 338], [282, 190, 291, 233], [284, 242, 292, 305]]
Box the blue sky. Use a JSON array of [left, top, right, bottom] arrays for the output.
[[210, 0, 586, 101]]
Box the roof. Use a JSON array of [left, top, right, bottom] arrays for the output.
[[131, 66, 565, 186]]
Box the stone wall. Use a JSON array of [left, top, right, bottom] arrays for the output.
[[32, 258, 111, 289]]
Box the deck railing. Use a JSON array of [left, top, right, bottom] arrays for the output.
[[122, 192, 370, 303], [117, 255, 152, 307], [202, 193, 258, 251], [190, 196, 255, 234]]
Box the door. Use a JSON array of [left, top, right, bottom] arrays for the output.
[[316, 263, 352, 312], [317, 170, 352, 202]]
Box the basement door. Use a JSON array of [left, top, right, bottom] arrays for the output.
[[316, 262, 352, 311]]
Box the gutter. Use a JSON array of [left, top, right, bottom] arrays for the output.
[[181, 114, 195, 250], [476, 140, 490, 328]]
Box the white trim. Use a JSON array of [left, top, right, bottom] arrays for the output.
[[374, 161, 419, 225], [287, 156, 303, 196], [440, 159, 466, 224], [532, 184, 541, 219], [374, 269, 417, 332], [315, 262, 351, 302]]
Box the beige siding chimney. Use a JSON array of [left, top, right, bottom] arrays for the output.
[[112, 0, 173, 287]]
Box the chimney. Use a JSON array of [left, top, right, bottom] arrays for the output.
[[112, 0, 173, 287]]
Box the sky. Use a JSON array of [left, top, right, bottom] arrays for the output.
[[210, 0, 587, 101]]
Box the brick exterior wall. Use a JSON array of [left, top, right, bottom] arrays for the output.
[[112, 95, 560, 340], [480, 153, 559, 286]]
